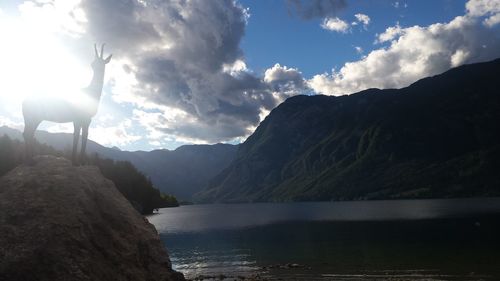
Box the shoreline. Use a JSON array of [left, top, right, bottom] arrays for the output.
[[184, 266, 499, 281]]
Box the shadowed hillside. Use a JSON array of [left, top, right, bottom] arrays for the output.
[[196, 58, 500, 202], [133, 144, 238, 201]]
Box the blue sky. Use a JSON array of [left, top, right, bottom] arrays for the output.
[[241, 0, 468, 77], [0, 0, 499, 151]]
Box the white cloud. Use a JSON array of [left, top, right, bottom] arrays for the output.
[[130, 106, 249, 145], [132, 107, 189, 141], [222, 59, 248, 76], [354, 46, 363, 54], [264, 63, 306, 97], [466, 0, 500, 26], [0, 116, 23, 131], [264, 64, 296, 83], [148, 140, 162, 147], [376, 23, 403, 43], [484, 12, 500, 26], [309, 13, 500, 96], [450, 49, 471, 67], [321, 17, 349, 33], [322, 13, 370, 33], [89, 120, 141, 147], [18, 0, 87, 36], [354, 13, 370, 26], [466, 0, 500, 16], [46, 123, 74, 134]]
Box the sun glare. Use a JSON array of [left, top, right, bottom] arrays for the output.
[[0, 14, 89, 108]]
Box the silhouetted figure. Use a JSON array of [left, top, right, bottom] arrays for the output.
[[23, 44, 112, 165]]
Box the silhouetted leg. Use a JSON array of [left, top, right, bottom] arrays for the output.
[[23, 119, 40, 165], [80, 124, 89, 165], [23, 130, 34, 165], [72, 123, 81, 165]]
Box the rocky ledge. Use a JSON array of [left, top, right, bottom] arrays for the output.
[[0, 155, 185, 281]]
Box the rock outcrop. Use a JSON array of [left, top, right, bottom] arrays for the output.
[[0, 155, 185, 281]]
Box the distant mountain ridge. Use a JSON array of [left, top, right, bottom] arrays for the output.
[[196, 58, 500, 202], [0, 126, 237, 200]]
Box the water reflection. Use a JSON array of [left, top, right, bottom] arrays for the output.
[[148, 198, 500, 280], [148, 198, 500, 234]]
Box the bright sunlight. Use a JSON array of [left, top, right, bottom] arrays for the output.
[[0, 11, 89, 108]]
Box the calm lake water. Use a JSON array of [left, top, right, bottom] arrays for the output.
[[147, 198, 500, 280]]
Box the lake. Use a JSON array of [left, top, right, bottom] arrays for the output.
[[147, 198, 500, 280]]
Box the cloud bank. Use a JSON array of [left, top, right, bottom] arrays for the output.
[[78, 0, 307, 143], [310, 2, 500, 95]]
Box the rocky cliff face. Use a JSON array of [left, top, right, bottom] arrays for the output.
[[0, 155, 185, 281]]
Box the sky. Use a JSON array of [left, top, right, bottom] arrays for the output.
[[0, 0, 499, 151]]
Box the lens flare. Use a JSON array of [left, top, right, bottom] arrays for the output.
[[0, 14, 89, 109]]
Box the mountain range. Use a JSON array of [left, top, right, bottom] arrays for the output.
[[195, 58, 500, 202], [2, 59, 499, 203], [0, 126, 237, 201]]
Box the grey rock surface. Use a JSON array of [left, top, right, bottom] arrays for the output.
[[0, 155, 185, 281]]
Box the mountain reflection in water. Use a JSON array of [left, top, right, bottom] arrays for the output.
[[148, 198, 500, 280]]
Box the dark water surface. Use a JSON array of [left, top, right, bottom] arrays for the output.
[[147, 198, 500, 280]]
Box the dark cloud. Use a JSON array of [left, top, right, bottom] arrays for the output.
[[78, 0, 307, 142], [286, 0, 347, 20], [81, 0, 161, 54]]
